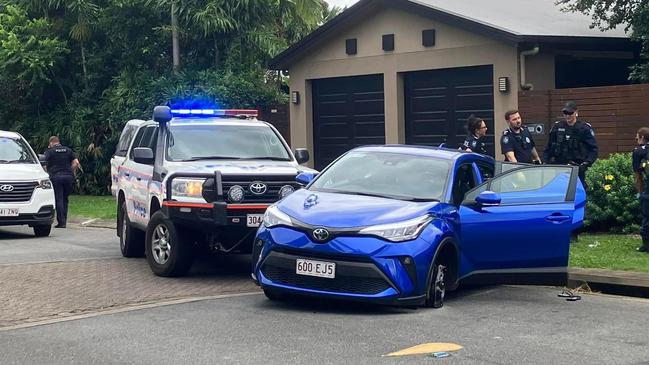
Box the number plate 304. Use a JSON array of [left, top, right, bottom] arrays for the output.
[[296, 259, 336, 279]]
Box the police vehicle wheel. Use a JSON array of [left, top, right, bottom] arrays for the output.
[[118, 202, 144, 257], [145, 211, 194, 277], [33, 225, 51, 237], [425, 262, 448, 309]]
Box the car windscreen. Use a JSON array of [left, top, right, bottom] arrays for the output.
[[309, 151, 450, 201], [166, 124, 291, 162], [0, 136, 37, 164]]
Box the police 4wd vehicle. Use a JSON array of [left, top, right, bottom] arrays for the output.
[[114, 106, 313, 277]]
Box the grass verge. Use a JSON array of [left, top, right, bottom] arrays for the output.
[[571, 234, 649, 273], [68, 195, 117, 220]]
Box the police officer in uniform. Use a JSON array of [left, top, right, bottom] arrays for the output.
[[500, 109, 542, 164], [632, 127, 649, 253], [44, 136, 80, 228], [543, 101, 598, 187], [459, 114, 488, 154]]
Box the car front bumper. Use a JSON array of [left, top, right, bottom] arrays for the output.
[[254, 225, 440, 305]]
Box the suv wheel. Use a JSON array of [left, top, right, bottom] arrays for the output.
[[145, 211, 194, 277], [118, 202, 144, 257], [33, 225, 51, 237]]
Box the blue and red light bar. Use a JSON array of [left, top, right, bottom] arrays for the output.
[[170, 109, 259, 118]]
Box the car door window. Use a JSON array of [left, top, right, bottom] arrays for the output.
[[115, 125, 137, 157], [476, 162, 494, 182], [464, 166, 575, 205], [452, 163, 477, 205], [128, 127, 148, 160]]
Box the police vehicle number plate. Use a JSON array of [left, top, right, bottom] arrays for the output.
[[246, 214, 264, 227], [296, 259, 336, 279], [0, 208, 19, 217]]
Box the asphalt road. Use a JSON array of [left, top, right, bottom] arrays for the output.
[[0, 225, 120, 264], [1, 286, 648, 364], [1, 225, 648, 364]]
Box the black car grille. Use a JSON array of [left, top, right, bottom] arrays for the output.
[[0, 181, 38, 202], [221, 174, 301, 203], [261, 251, 393, 295]]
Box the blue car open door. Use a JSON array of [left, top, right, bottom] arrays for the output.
[[457, 165, 581, 286]]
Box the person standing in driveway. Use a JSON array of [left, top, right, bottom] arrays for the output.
[[459, 114, 488, 155], [632, 127, 649, 253], [44, 136, 80, 228], [500, 109, 542, 164]]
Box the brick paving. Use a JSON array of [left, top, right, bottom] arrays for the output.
[[0, 257, 259, 328]]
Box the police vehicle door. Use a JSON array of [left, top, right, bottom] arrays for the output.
[[458, 165, 579, 285], [122, 125, 157, 225]]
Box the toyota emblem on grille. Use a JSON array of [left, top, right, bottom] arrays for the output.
[[249, 181, 267, 195], [312, 228, 330, 242], [0, 184, 14, 192]]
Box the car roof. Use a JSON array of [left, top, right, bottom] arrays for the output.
[[352, 144, 495, 163], [0, 130, 22, 139]]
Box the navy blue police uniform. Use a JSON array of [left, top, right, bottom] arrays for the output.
[[632, 142, 649, 252], [500, 127, 536, 164], [543, 120, 598, 186], [44, 144, 76, 227], [459, 135, 487, 155]]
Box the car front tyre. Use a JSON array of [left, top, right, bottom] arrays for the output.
[[33, 225, 51, 237], [118, 202, 145, 257], [145, 211, 193, 277], [425, 262, 447, 309]]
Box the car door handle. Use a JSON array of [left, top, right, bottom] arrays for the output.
[[545, 214, 571, 223], [124, 172, 130, 177], [136, 176, 142, 181]]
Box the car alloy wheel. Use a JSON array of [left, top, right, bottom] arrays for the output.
[[432, 264, 447, 308], [151, 223, 172, 265]]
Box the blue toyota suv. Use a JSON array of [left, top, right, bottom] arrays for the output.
[[253, 145, 585, 307]]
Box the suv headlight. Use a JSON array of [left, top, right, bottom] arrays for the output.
[[171, 178, 205, 199], [38, 179, 52, 189], [263, 205, 294, 228], [359, 215, 433, 242]]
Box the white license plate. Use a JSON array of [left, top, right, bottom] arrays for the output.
[[246, 214, 264, 227], [0, 208, 19, 217], [296, 259, 336, 279]]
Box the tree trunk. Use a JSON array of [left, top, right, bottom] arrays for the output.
[[171, 3, 180, 73], [80, 42, 88, 87], [214, 37, 220, 69]]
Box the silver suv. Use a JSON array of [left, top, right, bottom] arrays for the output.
[[113, 106, 314, 277]]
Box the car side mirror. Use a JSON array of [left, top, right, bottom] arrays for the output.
[[38, 154, 47, 166], [294, 148, 310, 164], [475, 191, 501, 206], [296, 172, 317, 185], [133, 147, 154, 165]]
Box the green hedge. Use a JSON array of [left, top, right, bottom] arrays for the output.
[[584, 153, 640, 233]]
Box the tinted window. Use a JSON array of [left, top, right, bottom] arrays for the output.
[[115, 125, 138, 157], [167, 124, 290, 161], [451, 164, 477, 205], [476, 163, 494, 181], [128, 127, 148, 160], [0, 136, 37, 164], [465, 166, 573, 205], [310, 151, 449, 201]]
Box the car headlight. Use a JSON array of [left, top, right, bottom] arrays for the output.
[[263, 205, 294, 228], [228, 185, 245, 203], [278, 185, 295, 199], [38, 179, 52, 189], [171, 178, 205, 199], [359, 215, 433, 242]]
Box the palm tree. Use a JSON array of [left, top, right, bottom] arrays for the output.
[[66, 0, 99, 85]]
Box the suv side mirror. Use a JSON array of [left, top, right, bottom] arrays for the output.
[[475, 191, 501, 206], [296, 172, 317, 185], [294, 148, 310, 164], [38, 154, 47, 166], [133, 147, 154, 165], [153, 106, 172, 124]]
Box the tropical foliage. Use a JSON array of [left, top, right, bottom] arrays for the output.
[[0, 0, 337, 194]]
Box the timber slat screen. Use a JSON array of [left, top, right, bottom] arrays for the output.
[[519, 84, 649, 158]]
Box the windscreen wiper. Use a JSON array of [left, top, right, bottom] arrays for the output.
[[183, 156, 242, 161], [240, 157, 292, 161]]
